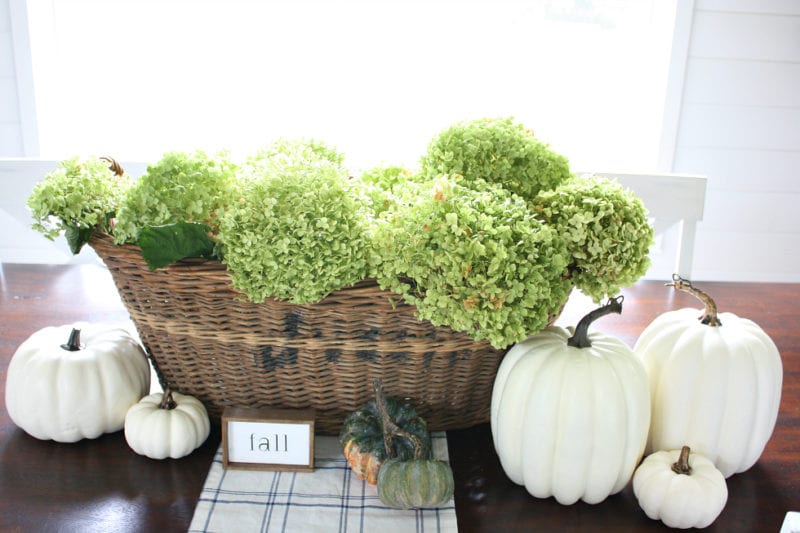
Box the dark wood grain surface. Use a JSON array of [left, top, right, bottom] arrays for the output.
[[0, 263, 797, 532]]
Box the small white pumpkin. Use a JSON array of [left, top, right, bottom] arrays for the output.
[[5, 323, 150, 442], [491, 297, 650, 505], [633, 446, 728, 529], [124, 385, 210, 459], [634, 276, 783, 477]]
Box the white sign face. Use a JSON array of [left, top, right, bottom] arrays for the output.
[[227, 420, 312, 466]]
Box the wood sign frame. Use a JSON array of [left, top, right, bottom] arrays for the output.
[[222, 407, 315, 471]]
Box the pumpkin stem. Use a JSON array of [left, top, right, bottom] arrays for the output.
[[671, 445, 693, 475], [101, 156, 125, 177], [159, 385, 178, 410], [60, 328, 82, 351], [373, 378, 426, 461], [667, 274, 721, 326], [567, 295, 624, 349]]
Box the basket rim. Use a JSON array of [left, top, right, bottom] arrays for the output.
[[89, 230, 386, 294]]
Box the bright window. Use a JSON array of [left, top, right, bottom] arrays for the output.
[[26, 0, 678, 172]]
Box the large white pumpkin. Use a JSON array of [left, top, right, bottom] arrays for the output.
[[5, 323, 151, 442], [491, 297, 650, 505], [634, 277, 782, 477]]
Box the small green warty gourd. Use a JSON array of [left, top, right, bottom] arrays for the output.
[[368, 379, 455, 509], [377, 454, 455, 510], [339, 386, 431, 485]]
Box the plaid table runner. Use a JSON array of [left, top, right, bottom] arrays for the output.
[[189, 432, 457, 532]]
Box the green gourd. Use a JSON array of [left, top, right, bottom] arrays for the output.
[[370, 379, 455, 509], [339, 381, 431, 485], [377, 455, 455, 510]]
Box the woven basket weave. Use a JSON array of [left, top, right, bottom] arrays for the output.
[[90, 232, 514, 435]]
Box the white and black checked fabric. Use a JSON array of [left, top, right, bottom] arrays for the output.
[[189, 432, 457, 532]]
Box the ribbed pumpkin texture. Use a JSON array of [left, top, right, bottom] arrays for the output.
[[377, 457, 455, 509], [634, 277, 782, 477], [491, 298, 650, 505]]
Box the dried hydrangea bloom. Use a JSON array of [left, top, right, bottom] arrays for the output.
[[533, 175, 654, 302]]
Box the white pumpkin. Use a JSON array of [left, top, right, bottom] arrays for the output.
[[491, 297, 650, 505], [633, 446, 728, 529], [124, 386, 210, 459], [634, 276, 782, 478], [5, 323, 150, 442]]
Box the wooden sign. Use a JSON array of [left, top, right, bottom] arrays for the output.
[[222, 407, 315, 471]]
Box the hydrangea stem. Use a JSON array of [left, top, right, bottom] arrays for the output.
[[667, 274, 722, 327], [567, 296, 624, 349]]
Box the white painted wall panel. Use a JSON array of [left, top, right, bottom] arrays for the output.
[[0, 31, 14, 76], [671, 2, 800, 282], [678, 104, 800, 151], [683, 58, 800, 108], [696, 0, 800, 16], [0, 0, 9, 32], [674, 147, 800, 193], [0, 77, 19, 122], [0, 123, 22, 154], [693, 231, 800, 282], [1, 0, 21, 158], [700, 190, 799, 233], [690, 11, 800, 62]]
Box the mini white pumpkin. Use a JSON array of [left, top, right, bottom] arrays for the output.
[[5, 323, 150, 442], [491, 297, 650, 505], [634, 276, 783, 477], [633, 446, 728, 529], [124, 385, 210, 459]]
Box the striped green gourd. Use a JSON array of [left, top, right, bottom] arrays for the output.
[[377, 456, 454, 509]]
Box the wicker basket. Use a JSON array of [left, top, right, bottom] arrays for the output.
[[90, 232, 525, 435]]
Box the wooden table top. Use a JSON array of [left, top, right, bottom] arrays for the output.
[[0, 263, 797, 532]]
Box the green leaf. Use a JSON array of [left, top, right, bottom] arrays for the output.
[[65, 224, 95, 255], [138, 222, 216, 270]]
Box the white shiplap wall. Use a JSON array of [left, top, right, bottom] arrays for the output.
[[1, 0, 35, 156], [672, 0, 800, 281], [0, 0, 23, 155]]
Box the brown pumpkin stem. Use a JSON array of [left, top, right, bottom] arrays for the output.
[[159, 385, 178, 410], [671, 446, 693, 475], [567, 295, 624, 349], [373, 378, 425, 460], [667, 274, 721, 327], [60, 328, 82, 351], [101, 156, 125, 177]]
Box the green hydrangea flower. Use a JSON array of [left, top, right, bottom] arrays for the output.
[[218, 140, 371, 304], [533, 175, 654, 302], [113, 150, 238, 243], [420, 117, 572, 200], [27, 156, 130, 252], [373, 175, 572, 349], [242, 137, 346, 178], [357, 165, 423, 218]]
